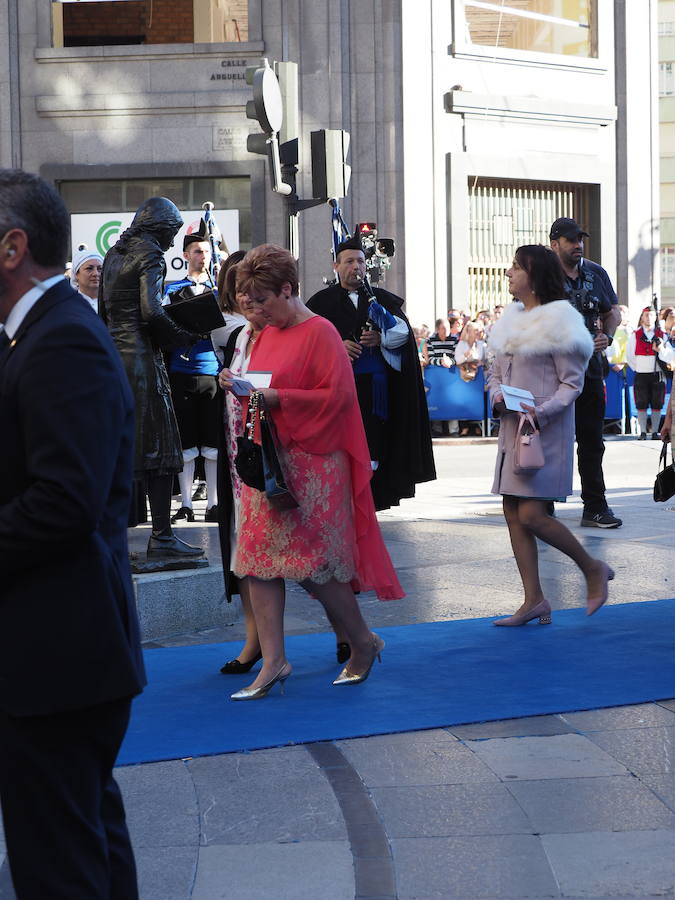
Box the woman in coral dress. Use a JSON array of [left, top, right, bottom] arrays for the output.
[[220, 244, 403, 700]]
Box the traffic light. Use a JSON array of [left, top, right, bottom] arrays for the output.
[[310, 129, 351, 200], [245, 59, 291, 196]]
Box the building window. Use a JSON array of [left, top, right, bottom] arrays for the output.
[[467, 177, 592, 312], [661, 62, 674, 97], [662, 247, 675, 287], [462, 0, 597, 59], [52, 0, 248, 48]]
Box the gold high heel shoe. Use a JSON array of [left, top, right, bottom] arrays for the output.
[[230, 663, 292, 701], [333, 635, 385, 686], [494, 600, 552, 627]]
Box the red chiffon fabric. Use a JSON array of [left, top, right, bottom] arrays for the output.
[[234, 315, 403, 600]]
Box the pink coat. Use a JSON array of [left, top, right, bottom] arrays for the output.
[[487, 300, 594, 499]]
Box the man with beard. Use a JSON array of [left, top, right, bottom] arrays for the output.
[[307, 235, 435, 511], [0, 168, 145, 898], [550, 217, 622, 528], [100, 197, 205, 558]]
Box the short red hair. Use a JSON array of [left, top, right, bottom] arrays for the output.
[[236, 244, 299, 297]]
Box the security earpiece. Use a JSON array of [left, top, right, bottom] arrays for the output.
[[6, 248, 15, 257]]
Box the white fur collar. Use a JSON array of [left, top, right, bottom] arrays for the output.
[[488, 300, 594, 358]]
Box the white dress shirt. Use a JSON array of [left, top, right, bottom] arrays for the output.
[[2, 274, 66, 339]]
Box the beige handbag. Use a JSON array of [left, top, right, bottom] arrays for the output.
[[513, 411, 544, 474]]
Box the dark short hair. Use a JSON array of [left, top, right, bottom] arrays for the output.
[[216, 249, 246, 313], [0, 169, 70, 267], [514, 244, 565, 304], [183, 233, 210, 252], [236, 244, 299, 297]]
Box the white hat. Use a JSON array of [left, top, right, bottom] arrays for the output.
[[70, 244, 103, 288]]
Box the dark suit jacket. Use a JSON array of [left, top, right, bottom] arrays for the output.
[[0, 278, 146, 717]]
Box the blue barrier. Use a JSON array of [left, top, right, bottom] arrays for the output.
[[424, 365, 486, 424], [604, 368, 625, 423]]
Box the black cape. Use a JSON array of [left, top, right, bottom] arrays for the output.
[[306, 283, 436, 510]]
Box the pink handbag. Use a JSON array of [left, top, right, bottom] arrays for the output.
[[513, 411, 545, 474]]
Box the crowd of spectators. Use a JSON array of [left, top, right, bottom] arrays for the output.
[[414, 303, 675, 439], [413, 307, 502, 436]]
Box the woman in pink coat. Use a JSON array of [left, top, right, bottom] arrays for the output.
[[488, 245, 615, 625]]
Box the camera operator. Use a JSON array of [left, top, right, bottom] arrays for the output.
[[550, 217, 622, 528], [626, 306, 669, 439]]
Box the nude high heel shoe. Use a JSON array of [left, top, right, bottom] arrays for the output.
[[586, 561, 615, 616], [230, 663, 292, 701], [494, 600, 552, 627], [333, 635, 385, 686]]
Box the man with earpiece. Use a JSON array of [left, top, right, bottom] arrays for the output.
[[0, 168, 145, 898]]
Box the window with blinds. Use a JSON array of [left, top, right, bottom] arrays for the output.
[[466, 177, 592, 313]]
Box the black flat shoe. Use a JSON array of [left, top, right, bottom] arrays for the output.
[[220, 651, 263, 674], [171, 505, 195, 524], [192, 482, 207, 501], [336, 642, 350, 664]]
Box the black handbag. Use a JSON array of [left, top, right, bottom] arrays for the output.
[[259, 398, 299, 511], [654, 441, 675, 502], [234, 393, 299, 510], [165, 288, 225, 334], [234, 393, 265, 490]]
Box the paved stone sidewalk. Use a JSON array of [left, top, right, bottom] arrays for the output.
[[4, 702, 675, 899], [1, 439, 675, 898]]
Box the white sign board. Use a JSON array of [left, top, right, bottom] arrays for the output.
[[70, 210, 240, 277]]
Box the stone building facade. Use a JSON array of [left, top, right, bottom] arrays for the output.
[[0, 1, 659, 324]]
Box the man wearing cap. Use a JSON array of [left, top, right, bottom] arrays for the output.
[[307, 235, 436, 511], [71, 244, 103, 311], [550, 217, 622, 528], [164, 233, 222, 523]]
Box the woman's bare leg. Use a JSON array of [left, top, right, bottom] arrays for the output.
[[517, 499, 608, 600], [322, 606, 349, 645], [236, 577, 261, 663], [244, 576, 290, 689], [302, 578, 376, 674], [503, 495, 545, 610]]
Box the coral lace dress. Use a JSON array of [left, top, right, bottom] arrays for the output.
[[233, 315, 403, 600]]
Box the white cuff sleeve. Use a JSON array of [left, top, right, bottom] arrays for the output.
[[381, 317, 409, 349]]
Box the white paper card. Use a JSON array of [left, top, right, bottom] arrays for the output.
[[500, 383, 535, 412], [230, 371, 273, 396]]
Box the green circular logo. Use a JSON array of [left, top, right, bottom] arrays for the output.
[[96, 220, 123, 256]]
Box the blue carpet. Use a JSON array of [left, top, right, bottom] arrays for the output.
[[118, 599, 675, 765]]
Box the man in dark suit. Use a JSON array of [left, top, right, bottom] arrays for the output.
[[0, 170, 146, 898]]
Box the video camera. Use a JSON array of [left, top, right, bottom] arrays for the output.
[[354, 223, 395, 285]]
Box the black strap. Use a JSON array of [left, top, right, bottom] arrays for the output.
[[659, 441, 672, 472], [221, 325, 244, 369]]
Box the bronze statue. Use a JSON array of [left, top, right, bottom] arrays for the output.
[[100, 197, 204, 560]]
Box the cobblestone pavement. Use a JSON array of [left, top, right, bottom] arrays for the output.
[[2, 437, 674, 899]]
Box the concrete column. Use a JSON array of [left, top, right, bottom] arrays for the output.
[[616, 0, 660, 317]]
